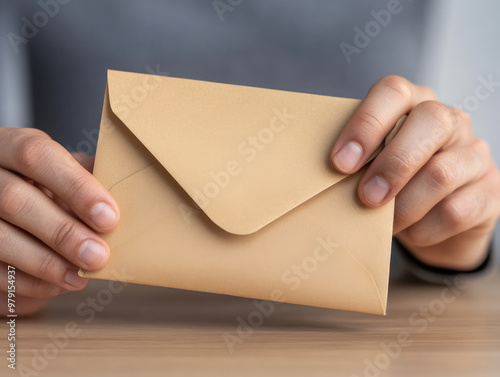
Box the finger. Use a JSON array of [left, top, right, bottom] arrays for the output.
[[393, 140, 492, 234], [31, 181, 74, 217], [0, 168, 110, 270], [11, 172, 70, 213], [72, 153, 96, 173], [358, 101, 463, 207], [0, 218, 89, 291], [398, 173, 500, 248], [0, 262, 70, 299], [331, 75, 436, 174], [0, 128, 119, 232], [33, 182, 74, 216], [0, 293, 50, 316], [0, 292, 49, 316]]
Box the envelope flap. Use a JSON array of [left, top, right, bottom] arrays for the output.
[[107, 70, 360, 235]]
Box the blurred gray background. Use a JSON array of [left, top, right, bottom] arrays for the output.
[[1, 0, 499, 251], [1, 0, 498, 155]]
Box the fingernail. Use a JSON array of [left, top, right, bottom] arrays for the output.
[[64, 270, 88, 289], [91, 202, 118, 230], [363, 176, 391, 205], [333, 141, 363, 173], [79, 239, 107, 268]]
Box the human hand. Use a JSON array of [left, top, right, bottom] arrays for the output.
[[331, 76, 500, 271], [0, 128, 119, 315]]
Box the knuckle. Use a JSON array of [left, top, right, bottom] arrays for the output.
[[356, 111, 385, 138], [475, 139, 492, 158], [64, 173, 92, 206], [21, 128, 50, 139], [441, 197, 472, 229], [419, 85, 437, 100], [36, 253, 60, 279], [14, 134, 51, 172], [0, 180, 33, 218], [379, 75, 412, 101], [418, 100, 453, 127], [394, 202, 413, 228], [401, 226, 433, 248], [426, 158, 458, 191], [452, 107, 472, 128], [384, 148, 415, 183], [51, 219, 78, 249]]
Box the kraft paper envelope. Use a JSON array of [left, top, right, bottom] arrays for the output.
[[79, 70, 395, 315]]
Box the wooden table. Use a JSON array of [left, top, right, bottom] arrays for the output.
[[10, 270, 500, 377]]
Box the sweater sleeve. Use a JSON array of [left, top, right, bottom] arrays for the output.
[[393, 226, 500, 284]]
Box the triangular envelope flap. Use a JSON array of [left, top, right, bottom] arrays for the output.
[[107, 70, 360, 235]]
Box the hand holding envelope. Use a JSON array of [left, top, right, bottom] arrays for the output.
[[79, 70, 397, 315]]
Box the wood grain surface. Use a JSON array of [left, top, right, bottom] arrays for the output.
[[7, 271, 500, 377]]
